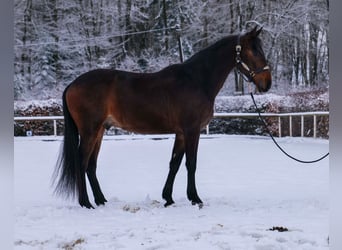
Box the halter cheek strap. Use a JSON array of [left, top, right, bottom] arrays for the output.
[[235, 36, 270, 82]]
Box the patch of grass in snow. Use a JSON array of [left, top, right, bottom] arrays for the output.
[[60, 238, 85, 250], [14, 239, 49, 247]]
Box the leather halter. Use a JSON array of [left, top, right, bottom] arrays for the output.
[[235, 35, 270, 82]]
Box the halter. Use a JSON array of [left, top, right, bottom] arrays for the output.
[[235, 35, 270, 82]]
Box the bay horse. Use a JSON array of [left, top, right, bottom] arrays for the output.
[[54, 26, 271, 209]]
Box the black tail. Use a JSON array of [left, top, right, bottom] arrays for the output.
[[53, 87, 79, 199]]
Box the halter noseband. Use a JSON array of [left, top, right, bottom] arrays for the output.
[[235, 35, 270, 82]]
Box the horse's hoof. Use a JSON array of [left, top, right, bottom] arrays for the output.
[[191, 201, 204, 209], [80, 201, 95, 209], [95, 198, 107, 206], [164, 201, 174, 207]]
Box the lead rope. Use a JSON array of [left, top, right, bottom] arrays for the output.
[[250, 92, 329, 164], [235, 35, 328, 163]]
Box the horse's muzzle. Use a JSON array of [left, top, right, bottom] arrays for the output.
[[258, 79, 271, 92]]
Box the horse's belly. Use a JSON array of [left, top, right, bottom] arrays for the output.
[[105, 113, 175, 135]]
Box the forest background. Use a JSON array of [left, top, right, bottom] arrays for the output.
[[14, 0, 329, 101]]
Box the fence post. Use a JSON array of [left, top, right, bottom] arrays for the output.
[[53, 120, 57, 136], [289, 115, 292, 137], [301, 115, 304, 137], [278, 117, 281, 137], [313, 115, 317, 138]]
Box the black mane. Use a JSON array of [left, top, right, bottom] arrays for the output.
[[183, 35, 237, 65]]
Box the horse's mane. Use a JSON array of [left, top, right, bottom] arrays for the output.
[[183, 35, 237, 65]]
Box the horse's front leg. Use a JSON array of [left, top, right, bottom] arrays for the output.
[[184, 129, 203, 208], [162, 133, 185, 207]]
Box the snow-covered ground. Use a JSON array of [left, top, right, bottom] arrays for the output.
[[14, 135, 329, 250]]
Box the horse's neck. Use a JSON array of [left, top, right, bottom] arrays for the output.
[[207, 46, 236, 100], [186, 37, 237, 101]]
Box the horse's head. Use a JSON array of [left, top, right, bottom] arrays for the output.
[[236, 27, 271, 92]]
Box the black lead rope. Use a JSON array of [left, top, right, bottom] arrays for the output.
[[250, 92, 329, 164]]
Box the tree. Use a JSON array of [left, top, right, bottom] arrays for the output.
[[14, 0, 329, 100]]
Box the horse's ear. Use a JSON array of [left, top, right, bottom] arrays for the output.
[[247, 26, 263, 38], [255, 27, 263, 37]]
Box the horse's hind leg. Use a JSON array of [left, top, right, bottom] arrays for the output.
[[77, 132, 100, 209], [162, 133, 185, 207], [87, 128, 107, 206]]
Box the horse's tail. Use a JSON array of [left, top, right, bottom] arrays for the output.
[[53, 86, 79, 199]]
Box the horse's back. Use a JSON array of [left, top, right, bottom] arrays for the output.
[[64, 67, 213, 135]]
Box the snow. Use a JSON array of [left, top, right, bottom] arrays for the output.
[[14, 99, 62, 111], [14, 135, 329, 250]]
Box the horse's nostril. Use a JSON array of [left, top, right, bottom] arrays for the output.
[[258, 80, 271, 92]]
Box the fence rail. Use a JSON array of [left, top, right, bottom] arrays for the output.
[[14, 111, 329, 138]]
